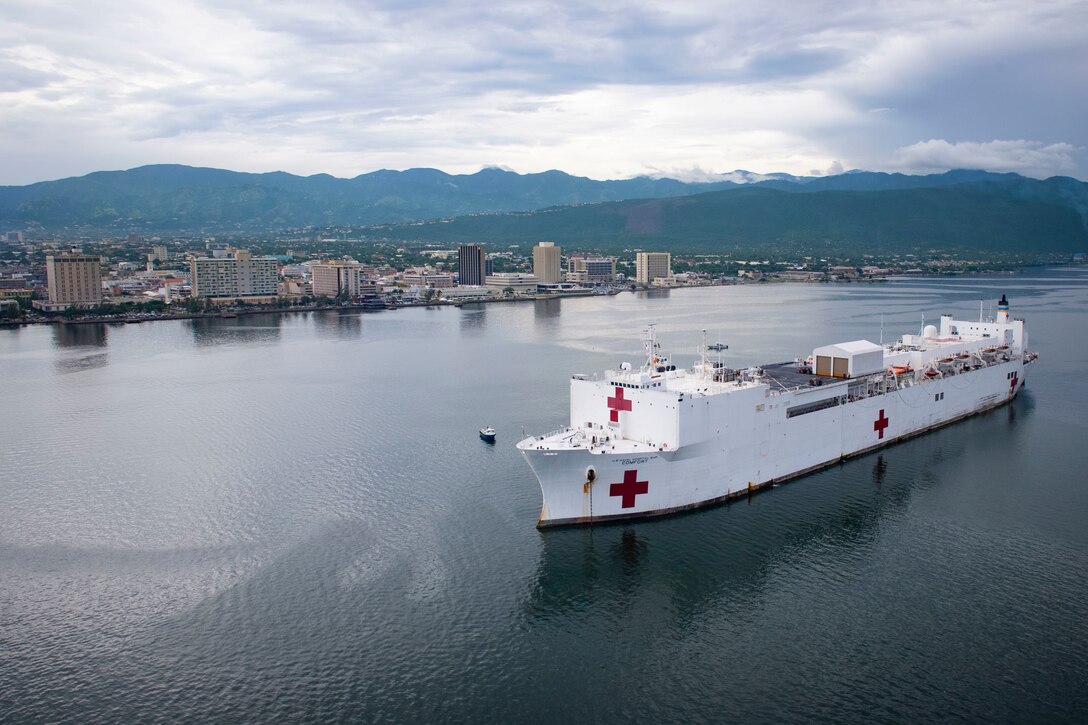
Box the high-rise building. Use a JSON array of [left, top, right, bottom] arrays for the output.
[[151, 245, 168, 262], [191, 248, 278, 298], [44, 253, 103, 309], [458, 244, 486, 286], [532, 242, 562, 284], [635, 252, 671, 286]]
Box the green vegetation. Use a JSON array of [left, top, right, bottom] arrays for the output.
[[371, 186, 1088, 256]]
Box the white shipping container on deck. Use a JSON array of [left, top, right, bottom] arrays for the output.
[[812, 340, 884, 378]]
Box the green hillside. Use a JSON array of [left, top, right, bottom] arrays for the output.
[[372, 185, 1088, 255]]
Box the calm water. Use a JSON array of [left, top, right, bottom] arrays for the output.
[[2, 270, 1087, 723]]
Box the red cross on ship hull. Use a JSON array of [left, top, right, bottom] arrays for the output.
[[610, 469, 649, 508], [874, 409, 890, 440]]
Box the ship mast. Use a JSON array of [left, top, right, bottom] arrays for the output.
[[642, 324, 657, 369], [701, 329, 707, 378]]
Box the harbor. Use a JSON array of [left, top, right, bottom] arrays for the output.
[[2, 271, 1086, 722]]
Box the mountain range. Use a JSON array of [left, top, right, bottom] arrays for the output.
[[375, 182, 1088, 255], [1, 164, 1086, 254], [0, 164, 738, 231]]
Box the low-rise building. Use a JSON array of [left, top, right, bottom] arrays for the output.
[[440, 287, 495, 300], [485, 272, 539, 294], [310, 259, 376, 298], [567, 256, 617, 284], [402, 273, 454, 288]]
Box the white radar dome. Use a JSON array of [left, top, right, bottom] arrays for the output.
[[923, 324, 938, 338], [620, 362, 632, 371]]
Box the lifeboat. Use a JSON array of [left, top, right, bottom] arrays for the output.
[[890, 364, 913, 375], [924, 369, 940, 378]]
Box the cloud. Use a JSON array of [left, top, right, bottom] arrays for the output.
[[0, 0, 1085, 183], [892, 139, 1082, 178]]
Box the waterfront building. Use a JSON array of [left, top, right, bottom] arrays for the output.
[[38, 253, 103, 311], [279, 279, 313, 297], [311, 259, 376, 298], [190, 248, 278, 299], [635, 252, 671, 286], [532, 242, 562, 284], [458, 244, 486, 286], [485, 272, 539, 294], [402, 273, 454, 289], [441, 287, 495, 300], [568, 256, 616, 284]]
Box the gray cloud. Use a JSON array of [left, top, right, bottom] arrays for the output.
[[0, 0, 1085, 183], [893, 139, 1081, 177]]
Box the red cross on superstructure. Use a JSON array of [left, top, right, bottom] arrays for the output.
[[607, 386, 633, 423], [874, 409, 890, 439], [610, 469, 649, 508], [1010, 373, 1019, 392]]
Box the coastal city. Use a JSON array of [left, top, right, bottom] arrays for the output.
[[5, 0, 1088, 721], [0, 230, 1067, 323]]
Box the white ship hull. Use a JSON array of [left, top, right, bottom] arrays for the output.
[[519, 298, 1035, 527]]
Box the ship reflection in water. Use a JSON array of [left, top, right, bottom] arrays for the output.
[[522, 399, 1032, 624]]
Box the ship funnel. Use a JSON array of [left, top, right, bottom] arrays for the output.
[[997, 294, 1009, 322]]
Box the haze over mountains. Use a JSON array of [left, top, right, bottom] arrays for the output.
[[1, 165, 1086, 254]]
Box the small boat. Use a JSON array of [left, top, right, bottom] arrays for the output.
[[479, 426, 496, 443], [707, 343, 728, 351]]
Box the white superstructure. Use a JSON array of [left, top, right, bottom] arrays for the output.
[[518, 295, 1037, 527]]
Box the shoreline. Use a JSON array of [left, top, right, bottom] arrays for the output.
[[2, 267, 1038, 328]]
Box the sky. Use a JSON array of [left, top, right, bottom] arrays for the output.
[[1, 0, 1086, 185]]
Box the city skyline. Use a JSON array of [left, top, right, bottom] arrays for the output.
[[2, 0, 1086, 185]]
